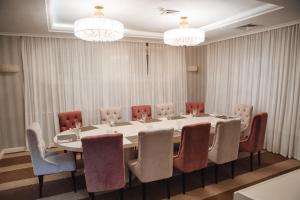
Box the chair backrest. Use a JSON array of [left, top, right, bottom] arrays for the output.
[[100, 107, 122, 124], [58, 111, 83, 132], [186, 102, 205, 114], [137, 129, 174, 182], [233, 104, 253, 133], [242, 112, 268, 152], [155, 103, 175, 118], [209, 120, 241, 164], [131, 105, 152, 121], [176, 123, 210, 172], [81, 134, 125, 193], [26, 122, 47, 175]]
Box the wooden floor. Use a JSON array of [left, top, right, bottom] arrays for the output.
[[0, 150, 299, 200]]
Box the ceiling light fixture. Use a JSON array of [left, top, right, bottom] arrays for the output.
[[74, 4, 124, 42], [164, 17, 205, 46]]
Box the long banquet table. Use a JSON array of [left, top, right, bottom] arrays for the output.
[[53, 115, 232, 152]]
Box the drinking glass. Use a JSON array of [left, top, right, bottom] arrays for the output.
[[192, 109, 197, 117], [109, 115, 115, 127], [74, 121, 81, 139], [141, 112, 147, 122]]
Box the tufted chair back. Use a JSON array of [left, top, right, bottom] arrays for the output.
[[186, 102, 205, 115], [155, 103, 175, 118], [100, 107, 122, 124], [240, 112, 268, 153], [58, 111, 83, 132], [131, 105, 152, 121], [233, 104, 253, 137], [208, 120, 241, 164]]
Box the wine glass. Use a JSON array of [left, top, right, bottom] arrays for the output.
[[141, 112, 147, 122], [192, 109, 197, 117], [109, 115, 115, 127], [74, 120, 81, 139]]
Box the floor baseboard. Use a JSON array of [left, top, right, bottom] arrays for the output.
[[2, 146, 27, 155]]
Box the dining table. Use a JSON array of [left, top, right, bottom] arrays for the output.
[[53, 114, 238, 152]]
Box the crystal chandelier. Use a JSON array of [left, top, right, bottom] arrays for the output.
[[74, 4, 124, 42], [164, 17, 205, 46]]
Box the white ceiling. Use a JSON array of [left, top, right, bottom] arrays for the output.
[[0, 0, 300, 43]]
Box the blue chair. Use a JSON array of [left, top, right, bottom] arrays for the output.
[[27, 122, 77, 197]]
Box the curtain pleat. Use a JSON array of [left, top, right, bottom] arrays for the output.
[[205, 24, 300, 159], [22, 38, 187, 146]]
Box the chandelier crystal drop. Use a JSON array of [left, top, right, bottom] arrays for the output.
[[164, 17, 205, 46], [74, 4, 124, 42]]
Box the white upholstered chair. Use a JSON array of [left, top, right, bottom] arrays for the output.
[[233, 104, 253, 139], [127, 129, 174, 200], [155, 103, 175, 118], [208, 119, 241, 183], [26, 122, 76, 197], [100, 107, 122, 124]]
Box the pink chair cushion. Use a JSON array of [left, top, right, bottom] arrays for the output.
[[58, 111, 83, 132], [81, 134, 125, 193], [174, 123, 210, 173], [186, 102, 205, 114], [131, 105, 152, 121], [239, 112, 268, 153]]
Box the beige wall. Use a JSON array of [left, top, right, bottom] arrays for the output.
[[185, 46, 207, 102], [0, 36, 25, 151]]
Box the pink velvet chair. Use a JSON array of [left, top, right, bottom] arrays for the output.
[[185, 102, 205, 115], [174, 123, 210, 194], [81, 134, 125, 200], [240, 112, 268, 171], [58, 111, 83, 132], [131, 105, 152, 121]]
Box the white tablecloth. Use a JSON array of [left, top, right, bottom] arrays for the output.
[[54, 115, 225, 152]]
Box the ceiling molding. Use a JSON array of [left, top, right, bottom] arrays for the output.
[[200, 19, 300, 46], [45, 0, 283, 39], [201, 4, 283, 31], [0, 31, 164, 44]]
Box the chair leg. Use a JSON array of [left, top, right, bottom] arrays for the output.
[[71, 171, 77, 192], [73, 152, 77, 168], [38, 175, 44, 198], [250, 152, 254, 171], [80, 152, 83, 160], [231, 161, 235, 179], [89, 192, 95, 200], [215, 164, 219, 184], [142, 183, 146, 200], [166, 178, 170, 199], [258, 151, 261, 166], [181, 172, 186, 194], [128, 169, 132, 188], [201, 168, 205, 188], [119, 188, 124, 200]]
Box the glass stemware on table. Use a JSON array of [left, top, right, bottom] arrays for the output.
[[74, 120, 81, 139], [141, 112, 147, 123], [192, 108, 198, 117], [108, 115, 116, 127]]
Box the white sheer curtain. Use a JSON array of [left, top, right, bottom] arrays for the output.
[[22, 37, 187, 145], [148, 44, 187, 114], [205, 24, 300, 159]]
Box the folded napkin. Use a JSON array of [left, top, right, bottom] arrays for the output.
[[57, 133, 77, 142]]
